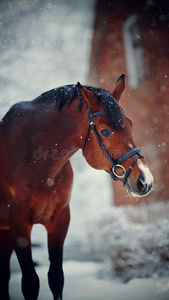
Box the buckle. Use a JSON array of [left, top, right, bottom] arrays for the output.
[[90, 121, 94, 125]]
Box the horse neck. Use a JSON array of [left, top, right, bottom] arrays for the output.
[[41, 99, 87, 170]]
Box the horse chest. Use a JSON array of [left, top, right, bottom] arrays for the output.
[[30, 190, 68, 224]]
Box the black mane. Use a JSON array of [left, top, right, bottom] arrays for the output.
[[33, 84, 123, 128]]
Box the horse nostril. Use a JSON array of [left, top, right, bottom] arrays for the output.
[[137, 176, 148, 193]]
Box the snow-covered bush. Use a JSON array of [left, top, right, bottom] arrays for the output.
[[87, 201, 169, 282]]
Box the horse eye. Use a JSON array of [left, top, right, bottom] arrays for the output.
[[100, 129, 111, 137]]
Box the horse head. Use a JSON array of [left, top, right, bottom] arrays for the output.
[[77, 74, 153, 197]]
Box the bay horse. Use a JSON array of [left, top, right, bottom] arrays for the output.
[[0, 74, 153, 300]]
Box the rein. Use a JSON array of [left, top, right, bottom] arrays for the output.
[[82, 107, 143, 186]]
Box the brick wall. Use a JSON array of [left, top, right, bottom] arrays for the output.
[[88, 0, 169, 205]]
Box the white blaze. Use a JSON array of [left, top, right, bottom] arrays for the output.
[[138, 160, 154, 185]]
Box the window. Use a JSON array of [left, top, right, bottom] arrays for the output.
[[123, 15, 146, 89]]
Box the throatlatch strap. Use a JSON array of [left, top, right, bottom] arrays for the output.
[[82, 122, 91, 155]]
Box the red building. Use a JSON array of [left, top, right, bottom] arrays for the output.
[[88, 0, 169, 205]]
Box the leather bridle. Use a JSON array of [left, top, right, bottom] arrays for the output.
[[82, 107, 143, 186]]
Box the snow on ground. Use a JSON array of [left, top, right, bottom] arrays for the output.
[[10, 261, 169, 300]]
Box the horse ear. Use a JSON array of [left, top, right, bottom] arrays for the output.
[[77, 82, 97, 107], [111, 74, 125, 102]]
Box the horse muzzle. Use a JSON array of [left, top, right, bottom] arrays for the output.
[[126, 171, 154, 197]]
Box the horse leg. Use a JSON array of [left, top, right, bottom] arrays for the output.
[[0, 229, 13, 300], [46, 204, 70, 300], [8, 211, 39, 300]]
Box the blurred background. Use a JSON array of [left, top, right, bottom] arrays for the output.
[[0, 0, 169, 299]]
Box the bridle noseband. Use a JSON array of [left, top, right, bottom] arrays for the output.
[[82, 107, 143, 186]]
